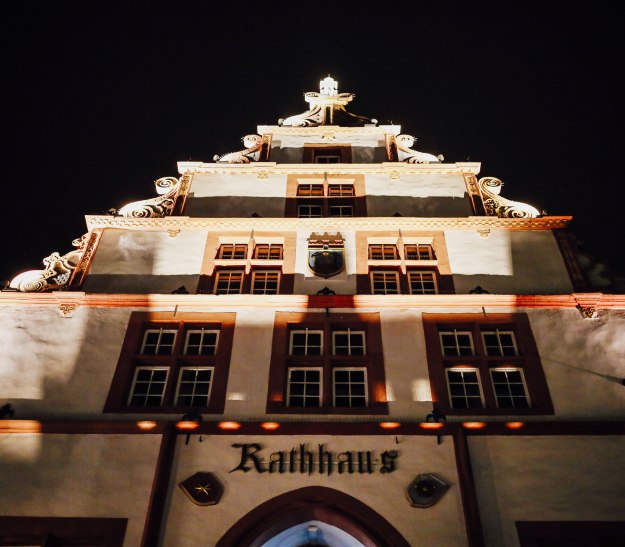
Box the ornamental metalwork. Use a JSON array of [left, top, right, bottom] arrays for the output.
[[407, 473, 449, 508], [395, 135, 442, 164], [117, 176, 181, 218], [280, 76, 372, 127], [478, 177, 541, 219], [179, 472, 223, 506], [214, 134, 263, 163], [9, 234, 90, 293]]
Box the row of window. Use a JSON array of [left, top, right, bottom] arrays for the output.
[[105, 313, 552, 416], [205, 269, 440, 295]]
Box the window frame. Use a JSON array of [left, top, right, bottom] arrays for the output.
[[251, 269, 281, 295], [267, 312, 388, 414], [174, 366, 215, 407], [333, 366, 369, 408], [407, 270, 438, 294], [104, 312, 236, 414], [214, 269, 244, 294], [286, 366, 323, 407], [253, 243, 284, 260], [370, 270, 400, 294], [423, 313, 553, 416], [217, 243, 248, 259]]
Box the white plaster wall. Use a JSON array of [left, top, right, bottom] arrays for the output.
[[190, 173, 288, 197], [0, 306, 132, 417], [446, 230, 574, 294], [0, 433, 161, 547], [162, 435, 467, 547], [89, 229, 208, 275], [273, 135, 384, 148], [380, 310, 434, 417], [528, 309, 625, 419], [224, 308, 277, 416], [366, 173, 467, 197], [469, 435, 625, 547]]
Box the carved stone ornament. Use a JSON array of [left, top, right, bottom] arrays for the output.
[[407, 473, 449, 508], [280, 76, 373, 127], [577, 305, 599, 319], [395, 135, 442, 164], [117, 177, 181, 218], [478, 177, 541, 219], [214, 134, 263, 164], [179, 472, 223, 506], [9, 234, 90, 292], [58, 303, 78, 318], [308, 232, 345, 279]]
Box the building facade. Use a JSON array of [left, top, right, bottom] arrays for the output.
[[1, 77, 624, 547]]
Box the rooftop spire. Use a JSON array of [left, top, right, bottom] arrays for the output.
[[280, 75, 373, 127]]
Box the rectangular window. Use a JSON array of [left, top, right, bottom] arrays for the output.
[[408, 271, 438, 294], [290, 329, 324, 355], [297, 184, 324, 196], [368, 244, 398, 260], [287, 368, 322, 407], [251, 270, 281, 294], [371, 271, 400, 294], [217, 244, 248, 259], [267, 313, 387, 414], [104, 312, 235, 414], [405, 244, 435, 260], [298, 204, 323, 218], [482, 330, 518, 356], [214, 270, 244, 294], [184, 329, 219, 355], [491, 367, 530, 408], [328, 204, 353, 217], [315, 154, 341, 163], [253, 244, 283, 259], [175, 367, 214, 407], [128, 367, 169, 407], [334, 368, 368, 407], [423, 313, 553, 415], [332, 329, 366, 355], [141, 328, 177, 355], [439, 330, 475, 356], [446, 367, 484, 409], [328, 184, 355, 196]]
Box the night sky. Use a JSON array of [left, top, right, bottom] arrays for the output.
[[3, 4, 624, 284]]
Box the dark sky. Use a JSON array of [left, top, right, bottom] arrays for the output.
[[3, 3, 624, 283]]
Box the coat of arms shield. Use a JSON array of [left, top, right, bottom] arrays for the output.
[[307, 232, 345, 278]]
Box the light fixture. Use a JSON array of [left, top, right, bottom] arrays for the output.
[[217, 421, 241, 430], [136, 420, 157, 431], [463, 422, 486, 429], [176, 413, 203, 444], [425, 408, 446, 444], [260, 422, 280, 430], [506, 421, 525, 430], [379, 422, 401, 429]]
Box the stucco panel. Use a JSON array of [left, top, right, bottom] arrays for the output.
[[0, 433, 161, 547], [190, 173, 288, 197], [469, 435, 625, 547]]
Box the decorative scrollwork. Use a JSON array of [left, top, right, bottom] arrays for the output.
[[478, 177, 541, 219], [395, 135, 442, 164], [117, 177, 181, 218], [9, 236, 88, 293], [213, 135, 263, 163], [281, 104, 324, 127]]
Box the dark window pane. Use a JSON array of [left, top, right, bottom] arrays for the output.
[[308, 383, 320, 396], [451, 397, 468, 409], [465, 384, 481, 396], [290, 384, 304, 395], [498, 397, 513, 408], [467, 397, 483, 409], [351, 384, 365, 396], [290, 370, 304, 382], [510, 383, 526, 396], [351, 397, 367, 407], [335, 370, 349, 382], [290, 396, 304, 407], [306, 370, 320, 382], [447, 371, 462, 382], [335, 384, 349, 396]]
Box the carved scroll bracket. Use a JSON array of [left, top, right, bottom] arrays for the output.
[[214, 135, 263, 164], [478, 177, 541, 219], [395, 135, 442, 164], [117, 177, 181, 218]]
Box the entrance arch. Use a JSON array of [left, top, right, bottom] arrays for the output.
[[216, 486, 410, 547]]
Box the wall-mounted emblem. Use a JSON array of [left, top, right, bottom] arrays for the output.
[[407, 473, 449, 508], [308, 232, 345, 278], [179, 472, 223, 506]]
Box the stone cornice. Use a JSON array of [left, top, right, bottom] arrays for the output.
[[84, 215, 571, 232], [1, 292, 623, 310], [256, 124, 401, 136], [176, 161, 482, 176]]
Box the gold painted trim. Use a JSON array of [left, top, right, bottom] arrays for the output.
[[85, 215, 572, 232], [176, 161, 482, 176], [1, 292, 623, 310]]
